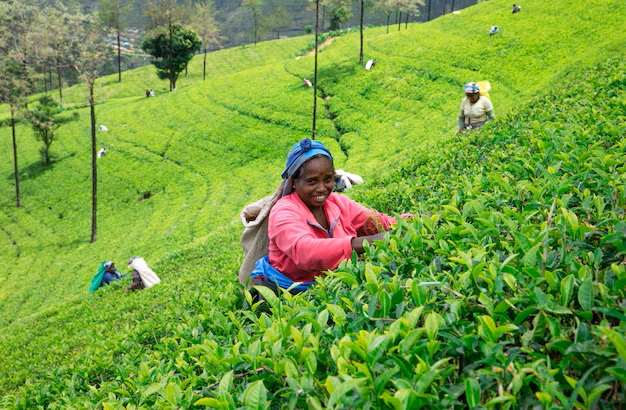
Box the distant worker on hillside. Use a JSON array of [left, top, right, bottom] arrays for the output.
[[125, 256, 161, 292], [334, 169, 364, 192], [489, 26, 499, 36], [89, 261, 124, 292], [241, 138, 412, 299], [458, 82, 495, 134], [512, 4, 521, 13], [98, 147, 107, 158]]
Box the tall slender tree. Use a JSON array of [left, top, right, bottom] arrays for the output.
[[190, 1, 222, 81], [99, 0, 134, 83], [142, 0, 178, 29], [265, 5, 291, 39], [38, 3, 87, 104], [0, 0, 39, 207], [242, 0, 263, 45], [357, 0, 377, 63], [376, 0, 399, 33], [67, 12, 108, 243], [399, 0, 424, 28], [311, 0, 320, 140], [358, 0, 365, 63], [0, 58, 30, 208]]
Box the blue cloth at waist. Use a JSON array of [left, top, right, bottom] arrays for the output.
[[250, 255, 315, 291]]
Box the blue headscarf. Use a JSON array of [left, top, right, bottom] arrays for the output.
[[282, 138, 333, 179], [464, 82, 480, 94], [281, 138, 333, 196]]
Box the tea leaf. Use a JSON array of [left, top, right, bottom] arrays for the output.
[[577, 278, 594, 312], [367, 334, 392, 365], [522, 244, 540, 267], [242, 380, 267, 410], [465, 378, 480, 408], [254, 286, 279, 311], [560, 275, 575, 306], [194, 397, 230, 408], [599, 327, 626, 361], [425, 313, 439, 341]]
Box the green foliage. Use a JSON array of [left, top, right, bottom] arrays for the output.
[[141, 23, 202, 89], [1, 0, 626, 407], [23, 95, 78, 166]]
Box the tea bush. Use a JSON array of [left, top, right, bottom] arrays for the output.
[[0, 0, 625, 407]]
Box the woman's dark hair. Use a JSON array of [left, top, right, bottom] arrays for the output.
[[292, 154, 334, 180]]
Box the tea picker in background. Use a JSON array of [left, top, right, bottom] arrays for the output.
[[334, 169, 364, 192], [125, 256, 161, 292], [240, 138, 412, 297], [97, 147, 107, 158], [512, 4, 521, 13], [489, 26, 499, 36], [89, 261, 124, 292], [458, 82, 495, 134]]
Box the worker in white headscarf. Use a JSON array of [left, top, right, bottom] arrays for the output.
[[125, 256, 161, 291]]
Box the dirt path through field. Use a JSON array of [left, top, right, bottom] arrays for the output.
[[297, 36, 339, 59]]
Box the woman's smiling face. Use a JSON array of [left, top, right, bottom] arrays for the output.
[[293, 156, 335, 212]]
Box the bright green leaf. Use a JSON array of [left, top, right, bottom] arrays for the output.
[[578, 277, 594, 312]]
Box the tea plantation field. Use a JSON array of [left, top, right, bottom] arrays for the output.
[[0, 0, 625, 407]]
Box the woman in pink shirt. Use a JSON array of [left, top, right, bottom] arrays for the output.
[[249, 138, 399, 292]]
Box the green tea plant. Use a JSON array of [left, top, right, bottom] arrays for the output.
[[0, 0, 625, 407]]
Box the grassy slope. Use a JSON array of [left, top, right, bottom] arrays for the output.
[[0, 0, 625, 402]]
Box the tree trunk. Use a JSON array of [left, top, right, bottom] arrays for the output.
[[312, 0, 319, 140], [169, 18, 173, 91], [452, 0, 456, 12], [359, 0, 364, 64], [10, 105, 21, 208], [253, 10, 258, 45], [398, 11, 402, 31], [405, 12, 409, 28], [89, 81, 97, 243], [427, 0, 432, 21], [321, 5, 325, 33], [56, 57, 63, 102], [386, 14, 390, 33], [117, 27, 122, 82], [203, 48, 207, 81], [42, 65, 48, 94], [44, 139, 51, 166]]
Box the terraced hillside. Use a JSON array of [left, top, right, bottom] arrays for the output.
[[0, 0, 625, 407]]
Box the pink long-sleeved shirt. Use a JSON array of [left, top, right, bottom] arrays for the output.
[[268, 192, 396, 283]]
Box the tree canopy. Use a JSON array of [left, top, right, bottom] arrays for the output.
[[24, 95, 78, 166], [141, 23, 202, 90]]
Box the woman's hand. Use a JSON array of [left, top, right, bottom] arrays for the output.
[[351, 232, 387, 254]]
